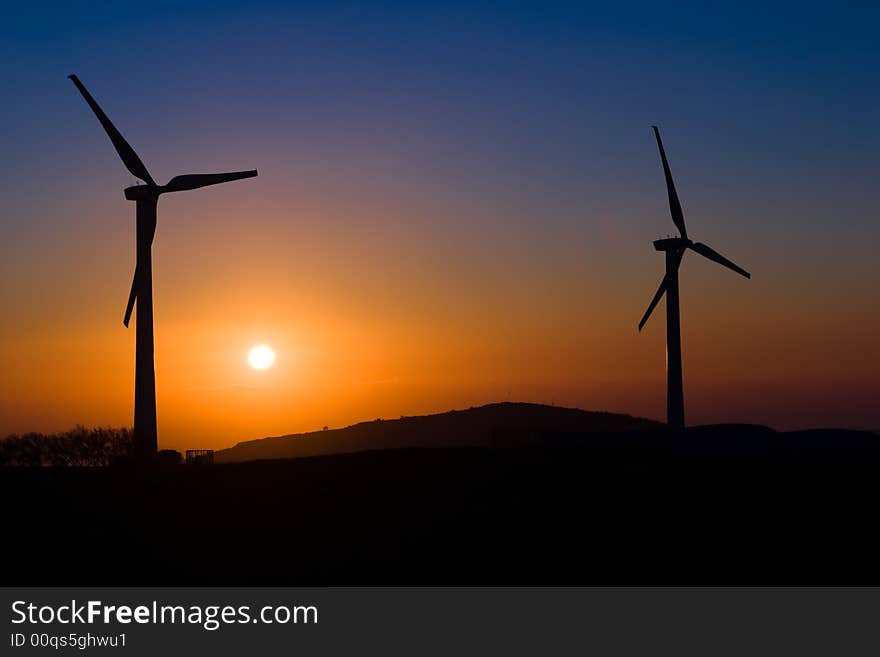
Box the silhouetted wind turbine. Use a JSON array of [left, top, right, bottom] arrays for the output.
[[638, 126, 750, 429], [69, 74, 257, 460]]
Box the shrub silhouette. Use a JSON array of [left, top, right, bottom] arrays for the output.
[[0, 426, 134, 466]]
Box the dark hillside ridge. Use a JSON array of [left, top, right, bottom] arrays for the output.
[[216, 402, 880, 463], [216, 402, 663, 462]]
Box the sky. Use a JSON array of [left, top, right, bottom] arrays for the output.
[[1, 1, 878, 450]]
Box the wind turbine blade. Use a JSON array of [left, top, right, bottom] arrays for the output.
[[162, 170, 258, 193], [690, 242, 751, 279], [123, 268, 137, 327], [68, 75, 157, 187], [652, 126, 687, 239], [638, 276, 668, 331]]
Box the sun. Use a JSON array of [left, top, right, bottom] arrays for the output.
[[247, 345, 276, 370]]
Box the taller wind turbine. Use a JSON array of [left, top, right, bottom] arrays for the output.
[[638, 126, 750, 428], [69, 75, 257, 460]]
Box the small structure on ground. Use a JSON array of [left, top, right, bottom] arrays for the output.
[[185, 449, 214, 465], [157, 449, 182, 465]]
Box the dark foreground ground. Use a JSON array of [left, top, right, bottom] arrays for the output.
[[4, 425, 880, 585]]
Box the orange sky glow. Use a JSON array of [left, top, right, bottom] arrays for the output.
[[3, 168, 877, 451]]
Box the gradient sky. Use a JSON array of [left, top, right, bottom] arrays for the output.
[[2, 1, 878, 450]]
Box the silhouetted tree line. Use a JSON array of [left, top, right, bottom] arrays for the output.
[[0, 426, 133, 466]]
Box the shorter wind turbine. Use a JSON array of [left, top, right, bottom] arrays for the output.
[[69, 74, 257, 460], [638, 126, 750, 428]]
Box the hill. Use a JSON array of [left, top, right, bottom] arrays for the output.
[[216, 402, 663, 462]]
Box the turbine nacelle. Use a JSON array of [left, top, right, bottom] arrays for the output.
[[124, 185, 158, 202], [653, 237, 691, 252]]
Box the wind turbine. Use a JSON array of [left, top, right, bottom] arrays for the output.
[[69, 74, 257, 460], [638, 126, 750, 429]]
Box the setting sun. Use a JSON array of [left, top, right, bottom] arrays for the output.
[[248, 345, 276, 370]]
